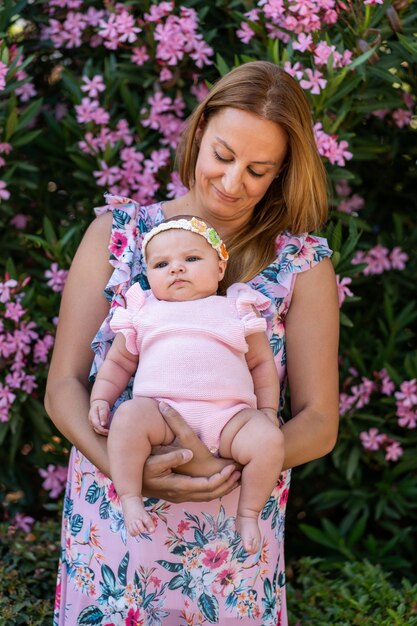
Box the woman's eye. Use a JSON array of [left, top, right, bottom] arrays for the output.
[[213, 150, 231, 163], [248, 168, 265, 178]]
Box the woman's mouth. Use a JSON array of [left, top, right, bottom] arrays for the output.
[[213, 186, 239, 203]]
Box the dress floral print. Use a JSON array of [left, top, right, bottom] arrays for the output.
[[54, 194, 331, 626]]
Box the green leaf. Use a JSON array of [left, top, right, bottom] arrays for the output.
[[5, 109, 18, 140], [215, 53, 230, 76]]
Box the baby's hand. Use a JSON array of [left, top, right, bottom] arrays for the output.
[[89, 400, 110, 436]]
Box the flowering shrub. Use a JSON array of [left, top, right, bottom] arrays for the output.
[[0, 0, 416, 575]]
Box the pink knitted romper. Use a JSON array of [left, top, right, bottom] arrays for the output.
[[110, 282, 271, 453]]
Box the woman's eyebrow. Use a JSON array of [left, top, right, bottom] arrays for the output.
[[215, 136, 278, 166]]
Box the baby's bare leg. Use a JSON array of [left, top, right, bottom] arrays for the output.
[[108, 397, 174, 537], [219, 409, 284, 554]]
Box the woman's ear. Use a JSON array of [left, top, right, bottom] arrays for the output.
[[195, 117, 206, 146]]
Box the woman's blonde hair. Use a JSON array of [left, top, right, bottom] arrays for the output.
[[176, 61, 328, 290]]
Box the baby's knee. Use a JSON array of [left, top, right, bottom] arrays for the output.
[[113, 397, 158, 428]]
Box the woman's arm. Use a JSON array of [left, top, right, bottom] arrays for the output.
[[44, 212, 240, 500], [245, 331, 280, 420], [281, 258, 340, 470], [45, 212, 116, 473]]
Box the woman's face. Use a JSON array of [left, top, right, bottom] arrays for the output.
[[192, 107, 288, 231]]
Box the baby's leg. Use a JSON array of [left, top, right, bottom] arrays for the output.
[[108, 397, 174, 537], [219, 409, 284, 554]]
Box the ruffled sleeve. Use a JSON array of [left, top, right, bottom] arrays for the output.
[[109, 283, 148, 355], [227, 283, 271, 337], [88, 194, 164, 383]]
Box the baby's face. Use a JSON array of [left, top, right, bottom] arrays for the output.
[[145, 229, 227, 301]]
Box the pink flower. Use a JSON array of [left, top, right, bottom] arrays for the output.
[[336, 275, 353, 307], [144, 1, 174, 22], [16, 81, 37, 102], [389, 247, 408, 270], [379, 369, 395, 396], [159, 67, 173, 82], [339, 392, 355, 416], [93, 162, 122, 187], [0, 383, 16, 409], [5, 301, 25, 322], [293, 33, 313, 52], [131, 46, 150, 66], [392, 109, 412, 128], [12, 513, 35, 533], [0, 180, 10, 201], [0, 61, 8, 91], [395, 379, 417, 408], [212, 560, 242, 597], [39, 464, 68, 498], [0, 142, 12, 154], [236, 22, 256, 44], [166, 172, 188, 199], [10, 213, 29, 229], [385, 440, 403, 462], [338, 194, 364, 214], [109, 231, 128, 257], [0, 278, 17, 302], [44, 263, 68, 293], [360, 427, 386, 451], [283, 61, 304, 80], [189, 38, 213, 68], [81, 74, 105, 98], [202, 543, 230, 569]]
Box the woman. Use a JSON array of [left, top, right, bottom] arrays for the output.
[[45, 61, 339, 625]]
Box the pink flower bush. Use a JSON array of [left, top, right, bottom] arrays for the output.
[[0, 276, 54, 423]]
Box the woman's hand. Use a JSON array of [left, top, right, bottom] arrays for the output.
[[158, 401, 242, 477], [141, 402, 241, 503]]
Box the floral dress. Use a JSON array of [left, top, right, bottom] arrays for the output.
[[54, 194, 332, 626]]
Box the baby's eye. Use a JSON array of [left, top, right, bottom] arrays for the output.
[[155, 261, 168, 268], [186, 256, 200, 262]]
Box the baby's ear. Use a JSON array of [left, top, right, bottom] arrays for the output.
[[218, 259, 227, 280]]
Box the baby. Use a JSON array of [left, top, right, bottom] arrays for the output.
[[89, 216, 284, 554]]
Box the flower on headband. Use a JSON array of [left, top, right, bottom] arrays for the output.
[[190, 217, 207, 233], [220, 242, 228, 259], [207, 228, 221, 247]]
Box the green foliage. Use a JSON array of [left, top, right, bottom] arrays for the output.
[[287, 558, 417, 625], [0, 519, 60, 625]]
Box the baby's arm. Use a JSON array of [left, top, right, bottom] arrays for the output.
[[245, 331, 280, 422], [89, 333, 138, 433]]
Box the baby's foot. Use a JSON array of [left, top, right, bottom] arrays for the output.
[[120, 495, 155, 537], [236, 514, 261, 554]]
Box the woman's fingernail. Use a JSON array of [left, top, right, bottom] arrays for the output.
[[159, 401, 168, 412], [181, 450, 192, 462]]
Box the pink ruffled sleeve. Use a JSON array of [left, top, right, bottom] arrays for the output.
[[109, 283, 147, 355], [226, 282, 271, 337]]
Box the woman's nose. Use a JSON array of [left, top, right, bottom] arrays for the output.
[[222, 165, 242, 195]]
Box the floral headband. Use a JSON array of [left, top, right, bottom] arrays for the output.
[[142, 217, 229, 261]]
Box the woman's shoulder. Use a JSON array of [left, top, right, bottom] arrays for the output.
[[273, 230, 332, 274], [94, 193, 164, 231]]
